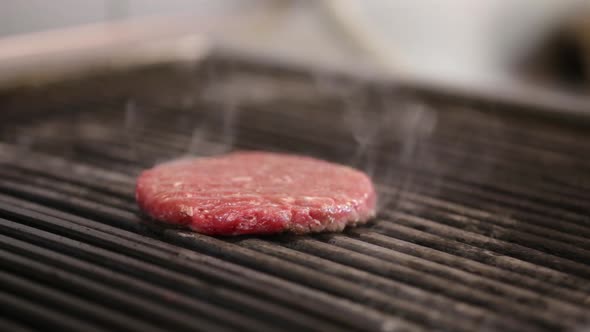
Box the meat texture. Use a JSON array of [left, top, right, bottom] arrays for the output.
[[136, 151, 377, 235]]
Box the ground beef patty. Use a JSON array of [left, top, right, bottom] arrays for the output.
[[136, 151, 377, 235]]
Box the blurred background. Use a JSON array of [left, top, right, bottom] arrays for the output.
[[1, 0, 590, 96]]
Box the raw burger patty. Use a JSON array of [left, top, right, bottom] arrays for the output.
[[136, 151, 377, 235]]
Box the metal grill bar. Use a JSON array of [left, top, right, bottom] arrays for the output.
[[0, 267, 166, 332], [0, 201, 406, 331], [0, 316, 34, 332], [0, 220, 356, 330], [0, 289, 103, 332], [0, 234, 276, 332]]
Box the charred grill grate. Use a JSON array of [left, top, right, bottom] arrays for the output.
[[0, 55, 589, 332]]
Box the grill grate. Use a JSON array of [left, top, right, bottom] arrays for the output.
[[0, 55, 589, 331]]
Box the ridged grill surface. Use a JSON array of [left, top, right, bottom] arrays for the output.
[[0, 56, 589, 332]]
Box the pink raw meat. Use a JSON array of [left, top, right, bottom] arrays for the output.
[[135, 151, 377, 235]]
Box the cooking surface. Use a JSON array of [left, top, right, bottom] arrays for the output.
[[0, 55, 589, 331]]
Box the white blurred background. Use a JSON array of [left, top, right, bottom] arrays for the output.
[[1, 0, 589, 92]]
